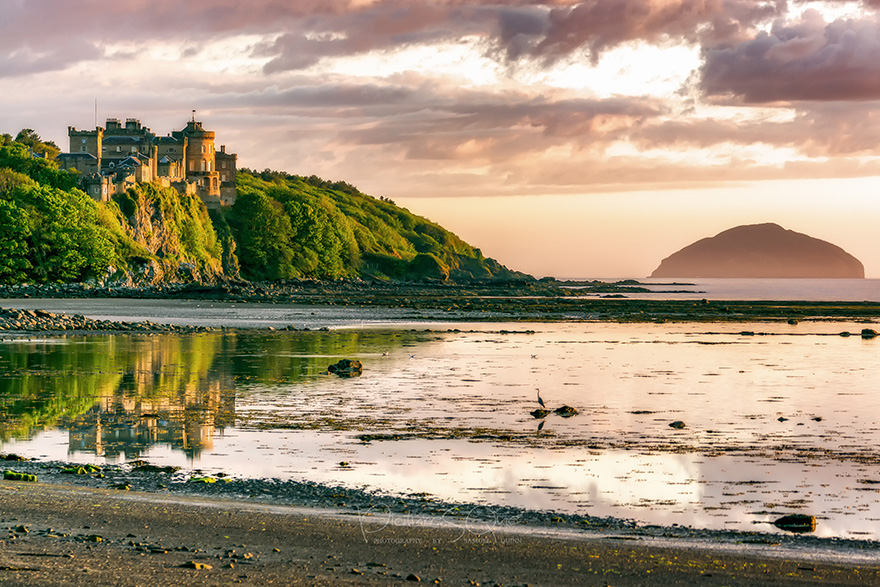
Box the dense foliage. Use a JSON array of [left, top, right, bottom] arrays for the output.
[[227, 170, 523, 282], [0, 143, 116, 283], [0, 129, 525, 285]]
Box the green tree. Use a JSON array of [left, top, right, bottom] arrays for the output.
[[227, 190, 295, 280], [0, 142, 75, 190], [0, 199, 32, 283], [14, 129, 60, 160], [12, 184, 116, 282]]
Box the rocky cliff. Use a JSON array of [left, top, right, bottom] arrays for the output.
[[651, 223, 864, 279]]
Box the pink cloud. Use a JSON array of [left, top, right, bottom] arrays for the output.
[[0, 0, 787, 77], [701, 11, 880, 102], [518, 0, 784, 64]]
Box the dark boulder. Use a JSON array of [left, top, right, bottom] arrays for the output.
[[328, 359, 363, 377], [554, 405, 578, 417], [773, 514, 817, 533]]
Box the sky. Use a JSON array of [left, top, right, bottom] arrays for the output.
[[2, 0, 880, 278]]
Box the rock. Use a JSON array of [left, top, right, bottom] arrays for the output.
[[406, 574, 422, 582], [669, 421, 686, 429], [4, 470, 37, 482], [181, 561, 213, 570], [553, 405, 578, 417], [530, 409, 550, 419], [651, 223, 865, 278], [328, 359, 363, 377], [861, 329, 877, 339], [773, 514, 817, 533]]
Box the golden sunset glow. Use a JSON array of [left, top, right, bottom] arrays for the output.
[[2, 0, 880, 276]]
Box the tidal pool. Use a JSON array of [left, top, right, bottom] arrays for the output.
[[1, 322, 879, 539]]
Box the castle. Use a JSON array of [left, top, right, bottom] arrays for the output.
[[57, 115, 237, 209]]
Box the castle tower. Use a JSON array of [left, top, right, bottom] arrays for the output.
[[68, 126, 103, 158], [180, 118, 221, 207]]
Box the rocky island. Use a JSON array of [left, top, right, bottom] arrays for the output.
[[651, 223, 865, 279]]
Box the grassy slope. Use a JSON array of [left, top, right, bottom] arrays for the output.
[[228, 171, 528, 282]]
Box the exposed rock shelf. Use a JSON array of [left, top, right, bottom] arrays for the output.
[[0, 307, 212, 333]]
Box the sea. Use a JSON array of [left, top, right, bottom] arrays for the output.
[[1, 278, 879, 541]]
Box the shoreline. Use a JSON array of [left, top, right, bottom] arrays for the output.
[[1, 280, 880, 324], [2, 291, 880, 583], [3, 455, 879, 560], [2, 473, 879, 586]]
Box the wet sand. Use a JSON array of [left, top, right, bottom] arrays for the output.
[[1, 482, 878, 586]]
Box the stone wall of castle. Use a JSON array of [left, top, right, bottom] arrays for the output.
[[59, 116, 237, 209]]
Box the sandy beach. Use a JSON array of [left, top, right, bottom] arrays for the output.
[[0, 480, 878, 586]]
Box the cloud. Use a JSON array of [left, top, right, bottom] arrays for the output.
[[256, 0, 787, 72], [5, 0, 880, 202], [701, 10, 880, 101], [502, 0, 785, 64], [0, 0, 785, 78], [0, 39, 103, 78]]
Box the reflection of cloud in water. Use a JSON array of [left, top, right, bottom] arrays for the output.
[[3, 320, 880, 539]]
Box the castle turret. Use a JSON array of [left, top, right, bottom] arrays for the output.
[[180, 119, 220, 208], [68, 126, 103, 158]]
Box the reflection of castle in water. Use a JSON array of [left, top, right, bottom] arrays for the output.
[[65, 341, 237, 460]]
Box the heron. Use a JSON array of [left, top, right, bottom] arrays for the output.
[[536, 388, 545, 408]]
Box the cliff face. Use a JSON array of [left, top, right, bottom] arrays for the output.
[[110, 183, 226, 284], [651, 223, 865, 279]]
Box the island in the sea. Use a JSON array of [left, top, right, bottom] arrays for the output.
[[651, 223, 865, 278]]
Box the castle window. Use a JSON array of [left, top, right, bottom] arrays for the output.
[[189, 160, 194, 172], [221, 161, 226, 169], [116, 146, 121, 152], [81, 146, 87, 152], [201, 159, 206, 172], [201, 145, 206, 154], [207, 160, 212, 172], [221, 173, 227, 182]]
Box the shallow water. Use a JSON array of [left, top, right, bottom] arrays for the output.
[[1, 320, 879, 540], [635, 277, 880, 302]]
